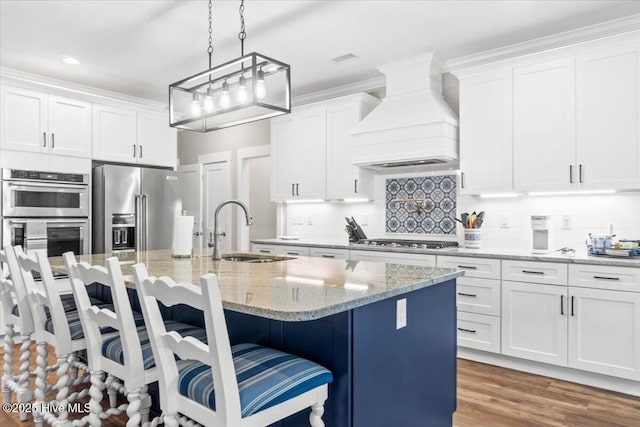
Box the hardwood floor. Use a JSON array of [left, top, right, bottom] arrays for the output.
[[1, 343, 639, 426]]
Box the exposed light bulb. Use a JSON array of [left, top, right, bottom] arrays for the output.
[[220, 80, 230, 108], [190, 93, 202, 116], [256, 69, 266, 99], [203, 87, 215, 113], [237, 75, 248, 104]]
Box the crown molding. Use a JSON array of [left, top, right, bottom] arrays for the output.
[[292, 75, 385, 107], [446, 14, 640, 73], [0, 67, 168, 111]]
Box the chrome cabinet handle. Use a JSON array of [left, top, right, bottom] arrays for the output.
[[579, 164, 583, 183], [296, 183, 299, 196], [51, 133, 55, 148], [43, 132, 47, 147], [569, 165, 574, 183], [354, 179, 358, 194], [133, 144, 137, 158], [461, 172, 465, 188], [457, 327, 476, 334], [139, 145, 143, 158]]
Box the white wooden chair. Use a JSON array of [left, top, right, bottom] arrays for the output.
[[13, 245, 118, 427], [63, 252, 209, 427], [1, 248, 36, 422], [132, 264, 332, 427]]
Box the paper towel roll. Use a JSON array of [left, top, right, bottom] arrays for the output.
[[173, 215, 194, 257]]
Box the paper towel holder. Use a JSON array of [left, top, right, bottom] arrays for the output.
[[172, 211, 196, 259]]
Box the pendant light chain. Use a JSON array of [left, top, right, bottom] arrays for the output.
[[238, 0, 246, 56], [207, 0, 213, 69]]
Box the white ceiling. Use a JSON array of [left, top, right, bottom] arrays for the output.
[[1, 0, 639, 103]]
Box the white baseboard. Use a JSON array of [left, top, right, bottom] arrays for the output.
[[458, 347, 640, 397]]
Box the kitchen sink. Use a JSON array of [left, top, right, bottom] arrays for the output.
[[221, 253, 295, 263]]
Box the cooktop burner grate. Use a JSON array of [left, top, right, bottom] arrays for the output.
[[353, 239, 458, 249]]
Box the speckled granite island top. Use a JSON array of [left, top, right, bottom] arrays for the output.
[[49, 248, 463, 322]]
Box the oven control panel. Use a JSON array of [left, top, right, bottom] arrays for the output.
[[6, 169, 88, 184]]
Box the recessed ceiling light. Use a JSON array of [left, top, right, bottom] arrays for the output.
[[330, 53, 358, 64], [60, 55, 80, 65]]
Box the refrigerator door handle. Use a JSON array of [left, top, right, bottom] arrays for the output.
[[143, 194, 149, 251], [135, 194, 143, 251]]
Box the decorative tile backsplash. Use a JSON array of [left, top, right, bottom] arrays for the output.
[[386, 175, 457, 235]]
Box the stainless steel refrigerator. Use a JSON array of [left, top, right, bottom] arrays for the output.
[[92, 164, 182, 254]]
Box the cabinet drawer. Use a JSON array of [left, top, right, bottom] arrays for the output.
[[569, 264, 640, 293], [502, 260, 567, 286], [348, 250, 436, 267], [457, 312, 500, 353], [273, 245, 310, 257], [309, 247, 348, 260], [251, 244, 278, 254], [438, 256, 501, 280], [456, 277, 501, 316]]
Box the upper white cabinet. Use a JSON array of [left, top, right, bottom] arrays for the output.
[[458, 70, 513, 194], [1, 86, 91, 158], [271, 106, 326, 200], [326, 95, 379, 200], [575, 43, 640, 190], [513, 57, 577, 193], [93, 106, 176, 168], [136, 112, 177, 168], [92, 104, 137, 163], [271, 93, 379, 202]]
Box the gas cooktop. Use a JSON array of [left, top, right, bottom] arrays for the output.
[[353, 239, 459, 249]]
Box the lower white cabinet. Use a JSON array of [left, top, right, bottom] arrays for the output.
[[251, 243, 310, 257], [457, 312, 501, 353], [568, 287, 640, 380], [456, 276, 501, 317], [501, 280, 568, 366]]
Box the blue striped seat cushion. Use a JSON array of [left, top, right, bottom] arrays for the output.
[[11, 294, 104, 316], [176, 343, 333, 418], [44, 305, 145, 341], [102, 321, 208, 370]]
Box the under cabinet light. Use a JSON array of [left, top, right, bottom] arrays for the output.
[[479, 193, 521, 199], [285, 199, 325, 204], [343, 198, 369, 203], [528, 190, 616, 197]]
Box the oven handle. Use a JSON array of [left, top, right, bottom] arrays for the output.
[[7, 219, 89, 226], [5, 181, 88, 190]]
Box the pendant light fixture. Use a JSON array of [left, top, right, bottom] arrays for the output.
[[169, 0, 291, 132]]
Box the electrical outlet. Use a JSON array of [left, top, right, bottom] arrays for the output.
[[561, 214, 572, 230], [499, 214, 511, 229], [396, 298, 407, 329], [360, 215, 368, 226], [292, 215, 304, 225]]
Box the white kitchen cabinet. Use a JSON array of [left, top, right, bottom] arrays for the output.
[[92, 104, 138, 163], [348, 250, 436, 267], [136, 112, 177, 168], [513, 57, 576, 193], [325, 95, 379, 200], [457, 312, 501, 354], [251, 243, 310, 257], [271, 106, 326, 201], [576, 43, 640, 190], [568, 287, 640, 380], [502, 260, 567, 286], [458, 70, 513, 194], [456, 276, 501, 317], [502, 280, 568, 366], [1, 86, 91, 158], [437, 256, 501, 280]]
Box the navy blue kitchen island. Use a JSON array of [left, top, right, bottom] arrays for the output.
[[54, 250, 463, 427]]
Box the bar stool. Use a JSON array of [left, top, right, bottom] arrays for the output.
[[63, 252, 209, 427], [132, 264, 332, 427], [12, 246, 123, 427]]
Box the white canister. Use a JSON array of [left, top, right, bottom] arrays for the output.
[[464, 229, 482, 249]]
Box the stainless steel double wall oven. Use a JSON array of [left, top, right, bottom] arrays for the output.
[[2, 168, 90, 257]]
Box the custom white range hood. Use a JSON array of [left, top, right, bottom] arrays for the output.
[[351, 52, 458, 170]]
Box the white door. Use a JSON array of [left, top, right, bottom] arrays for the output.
[[202, 160, 232, 252], [0, 85, 47, 153], [513, 57, 576, 193], [568, 287, 640, 380], [459, 70, 513, 194], [178, 163, 203, 249], [92, 104, 138, 163], [502, 280, 568, 366], [48, 95, 92, 158], [576, 44, 640, 190]]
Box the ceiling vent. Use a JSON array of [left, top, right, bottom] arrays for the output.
[[330, 53, 358, 64]]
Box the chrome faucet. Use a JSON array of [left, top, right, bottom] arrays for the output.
[[208, 199, 253, 260]]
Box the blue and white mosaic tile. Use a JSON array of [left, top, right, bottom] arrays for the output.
[[385, 175, 457, 235]]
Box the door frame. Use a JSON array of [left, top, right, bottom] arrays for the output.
[[177, 163, 203, 248], [236, 145, 276, 251]]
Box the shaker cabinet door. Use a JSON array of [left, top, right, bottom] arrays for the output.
[[92, 104, 138, 163], [48, 95, 92, 158], [0, 85, 48, 153]]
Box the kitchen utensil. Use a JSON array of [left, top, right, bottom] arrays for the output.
[[473, 218, 483, 228]]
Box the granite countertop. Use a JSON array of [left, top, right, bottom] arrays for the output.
[[49, 248, 463, 322], [251, 238, 640, 268]]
